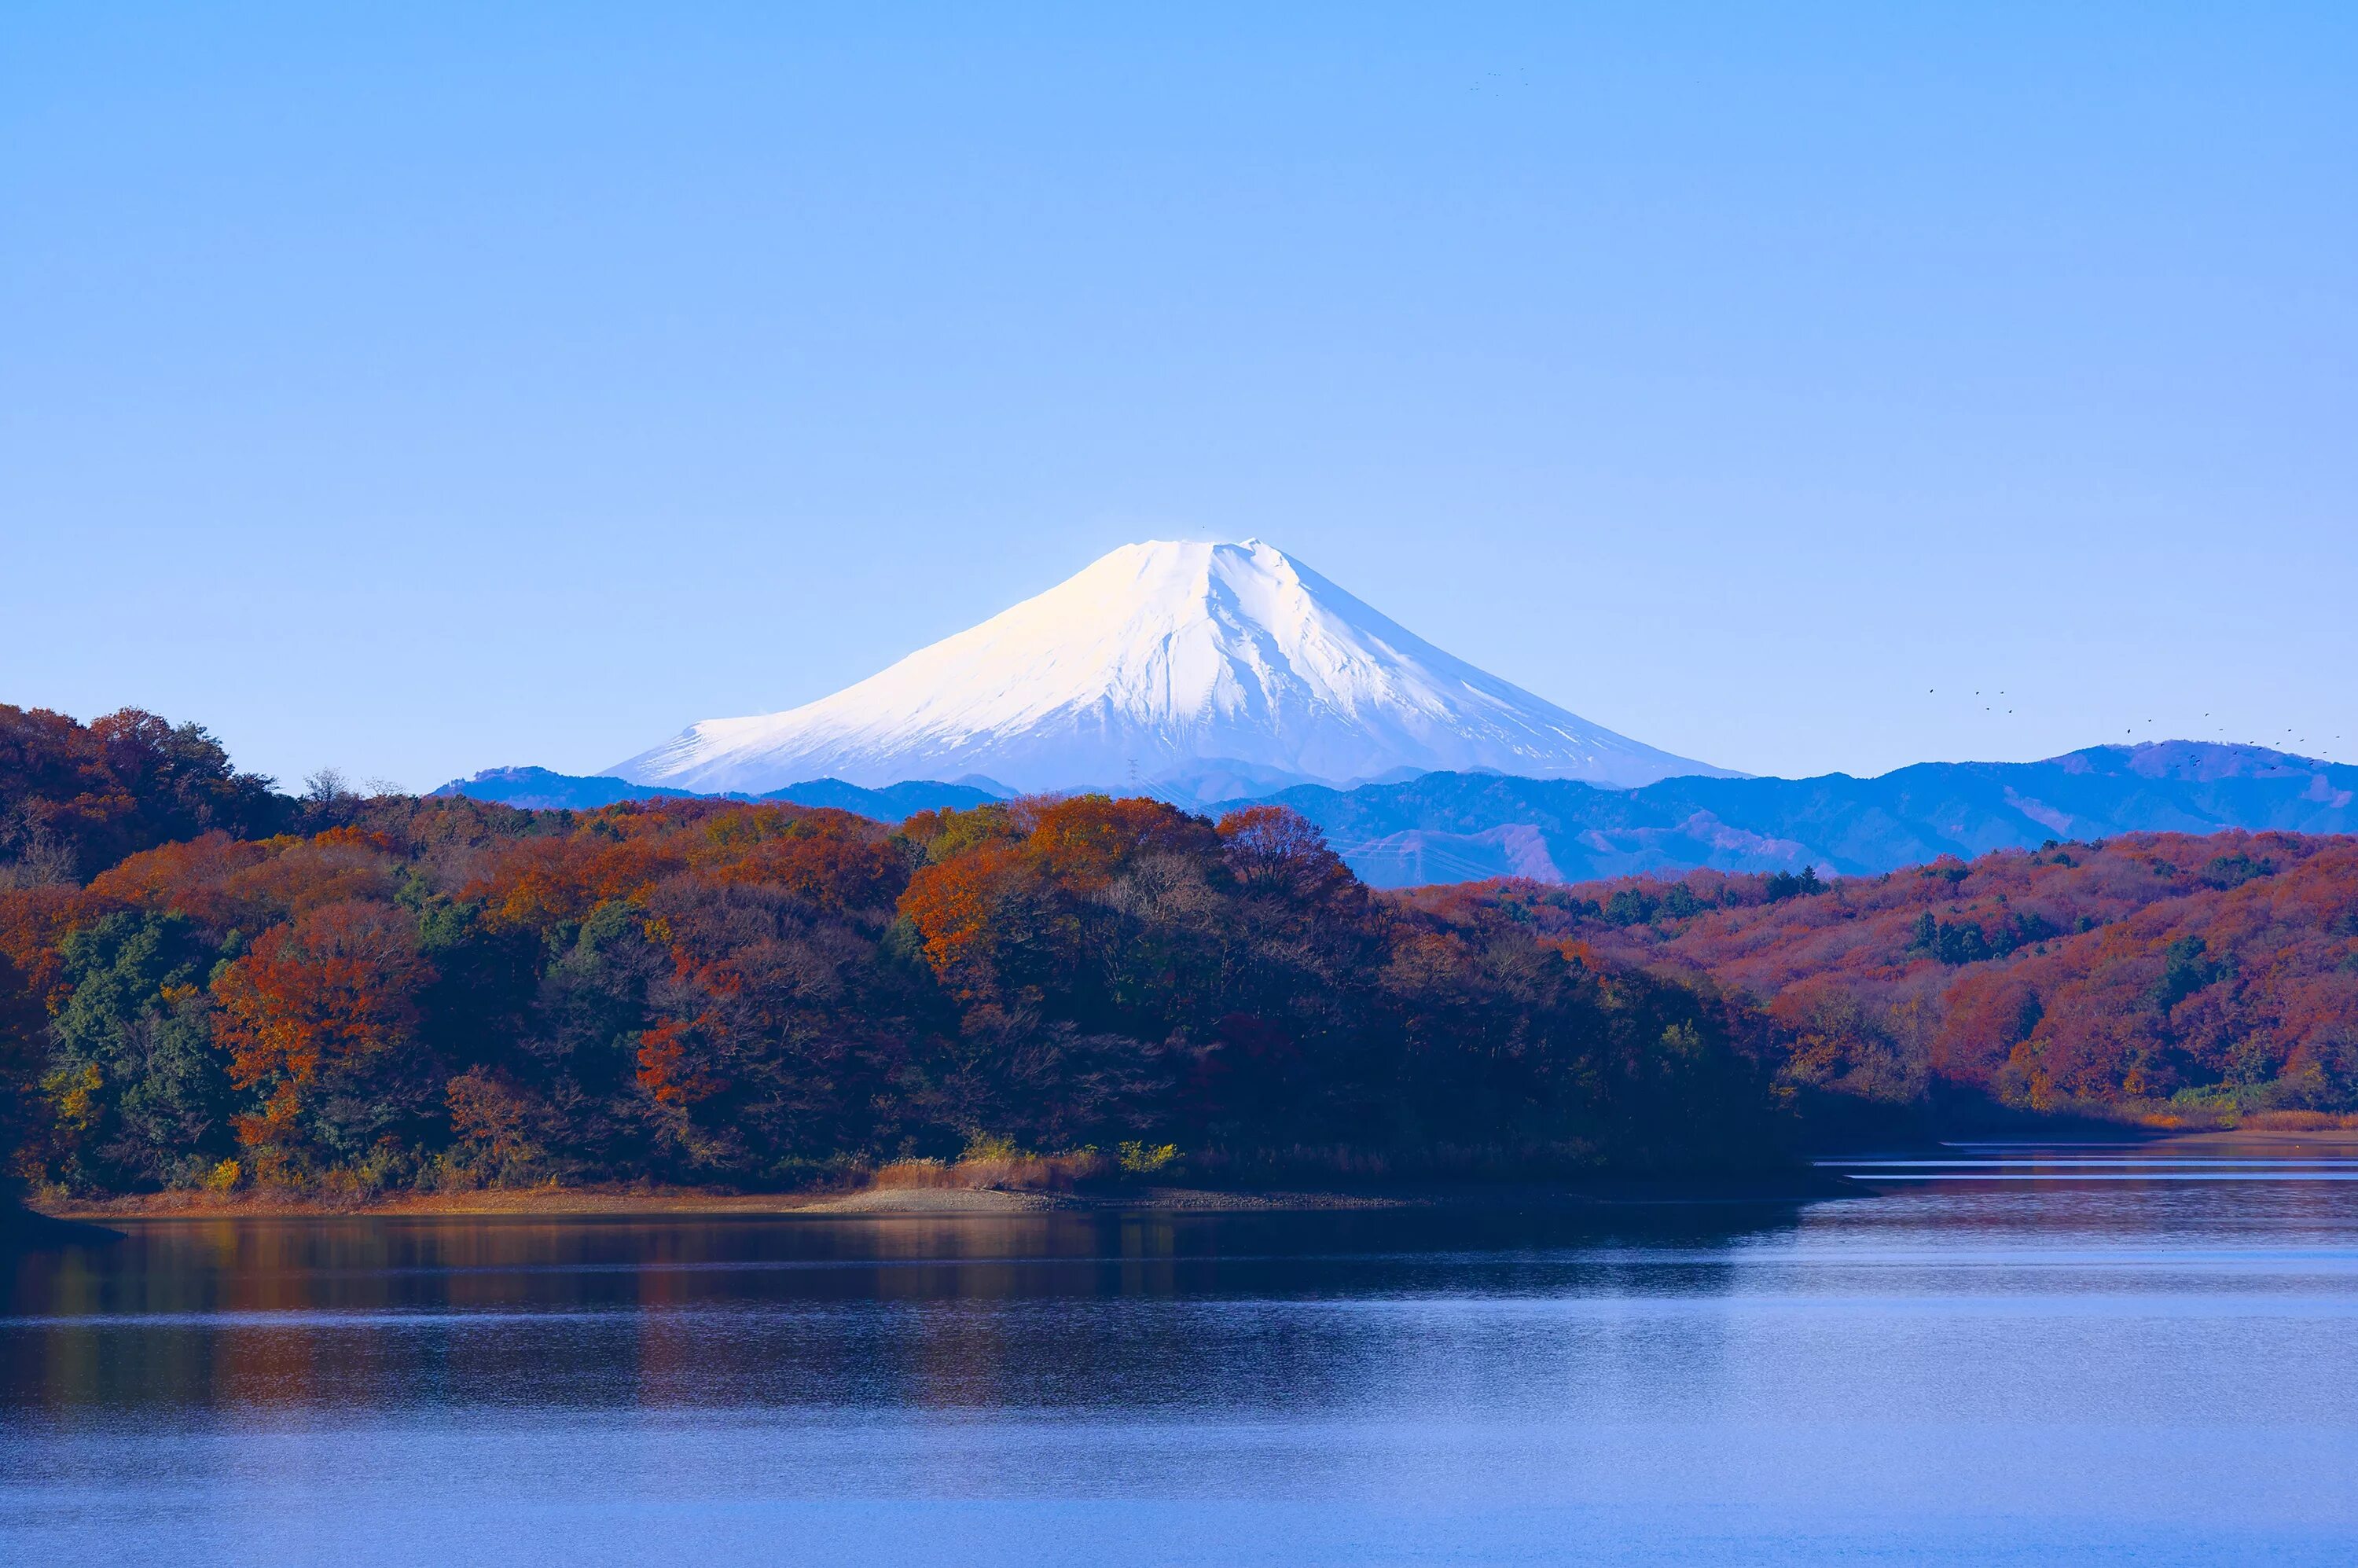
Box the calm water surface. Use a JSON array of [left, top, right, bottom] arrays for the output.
[[7, 1144, 2358, 1565]]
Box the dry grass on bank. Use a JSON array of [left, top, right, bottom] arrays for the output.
[[869, 1151, 1112, 1193], [2125, 1107, 2358, 1133]]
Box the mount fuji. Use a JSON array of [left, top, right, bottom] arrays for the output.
[[609, 539, 1730, 799]]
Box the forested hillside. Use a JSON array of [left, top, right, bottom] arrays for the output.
[[1406, 833, 2358, 1121], [2, 706, 1779, 1201]]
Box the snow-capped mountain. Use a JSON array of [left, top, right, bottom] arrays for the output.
[[610, 539, 1729, 799]]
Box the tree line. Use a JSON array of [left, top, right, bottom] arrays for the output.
[[3, 705, 1783, 1199]]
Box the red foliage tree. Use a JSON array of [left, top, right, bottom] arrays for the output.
[[211, 900, 433, 1181]]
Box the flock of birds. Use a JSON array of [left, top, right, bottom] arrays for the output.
[[1924, 690, 2338, 753]]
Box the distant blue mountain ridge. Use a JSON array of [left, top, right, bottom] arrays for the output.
[[435, 742, 2356, 888], [1254, 742, 2357, 887], [430, 766, 1005, 818]]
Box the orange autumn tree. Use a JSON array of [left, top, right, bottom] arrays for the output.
[[898, 839, 1034, 994], [211, 900, 436, 1184], [898, 795, 1225, 1001]]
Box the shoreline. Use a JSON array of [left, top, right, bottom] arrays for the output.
[[31, 1126, 2357, 1227], [31, 1172, 1858, 1224]]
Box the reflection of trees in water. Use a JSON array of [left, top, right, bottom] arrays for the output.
[[1818, 1148, 2358, 1250], [2, 1208, 1809, 1418]]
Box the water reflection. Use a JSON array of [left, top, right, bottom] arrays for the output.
[[3, 1206, 1790, 1416], [7, 1160, 2358, 1566]]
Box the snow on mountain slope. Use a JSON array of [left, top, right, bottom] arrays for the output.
[[610, 539, 1730, 797]]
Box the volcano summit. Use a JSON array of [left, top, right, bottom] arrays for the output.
[[611, 539, 1727, 799]]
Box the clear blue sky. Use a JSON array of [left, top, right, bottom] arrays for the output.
[[3, 3, 2352, 791]]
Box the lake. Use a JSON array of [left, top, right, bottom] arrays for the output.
[[7, 1142, 2358, 1565]]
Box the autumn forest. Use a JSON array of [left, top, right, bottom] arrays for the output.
[[6, 704, 2356, 1206]]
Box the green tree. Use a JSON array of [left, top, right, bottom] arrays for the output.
[[42, 911, 233, 1189]]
